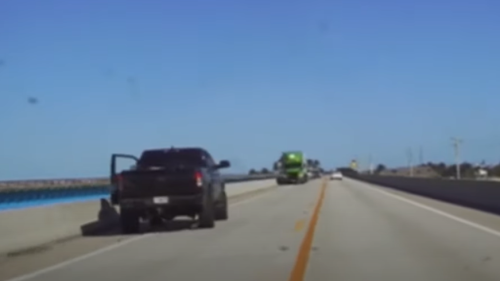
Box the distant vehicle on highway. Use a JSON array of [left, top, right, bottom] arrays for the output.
[[276, 151, 309, 185], [330, 170, 343, 181], [110, 147, 231, 233]]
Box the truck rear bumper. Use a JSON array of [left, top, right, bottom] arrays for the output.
[[119, 194, 204, 210]]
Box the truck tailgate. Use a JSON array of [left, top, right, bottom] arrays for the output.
[[120, 169, 200, 199]]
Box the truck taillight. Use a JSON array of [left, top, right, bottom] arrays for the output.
[[195, 172, 203, 187]]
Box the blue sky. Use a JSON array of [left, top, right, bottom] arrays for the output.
[[1, 0, 500, 180]]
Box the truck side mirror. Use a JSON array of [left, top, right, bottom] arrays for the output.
[[217, 160, 231, 169]]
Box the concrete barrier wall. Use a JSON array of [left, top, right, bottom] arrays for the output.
[[0, 174, 277, 211], [225, 179, 277, 197], [0, 179, 277, 256], [348, 174, 500, 215], [0, 174, 276, 190]]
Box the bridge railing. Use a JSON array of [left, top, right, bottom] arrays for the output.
[[0, 173, 277, 210]]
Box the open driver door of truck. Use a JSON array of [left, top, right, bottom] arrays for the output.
[[110, 153, 139, 205]]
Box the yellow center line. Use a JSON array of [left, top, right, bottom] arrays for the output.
[[288, 178, 327, 281]]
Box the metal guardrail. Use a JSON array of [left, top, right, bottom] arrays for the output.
[[0, 174, 276, 208]]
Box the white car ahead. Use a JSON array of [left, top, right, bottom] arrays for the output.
[[330, 171, 343, 180]]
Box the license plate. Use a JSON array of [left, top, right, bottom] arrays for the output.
[[153, 196, 169, 204]]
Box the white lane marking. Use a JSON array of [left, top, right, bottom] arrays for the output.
[[365, 182, 500, 238], [5, 185, 281, 281], [5, 233, 153, 281]]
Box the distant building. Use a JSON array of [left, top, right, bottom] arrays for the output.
[[350, 160, 357, 170]]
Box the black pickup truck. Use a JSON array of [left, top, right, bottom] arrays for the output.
[[110, 147, 231, 233]]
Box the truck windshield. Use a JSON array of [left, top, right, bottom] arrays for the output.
[[138, 149, 205, 168]]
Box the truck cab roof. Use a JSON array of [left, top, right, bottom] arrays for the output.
[[139, 147, 209, 168], [142, 147, 205, 153]]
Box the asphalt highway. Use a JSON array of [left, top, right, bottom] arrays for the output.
[[2, 178, 500, 281]]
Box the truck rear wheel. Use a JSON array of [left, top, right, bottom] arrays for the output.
[[215, 191, 228, 221], [198, 195, 215, 228], [120, 209, 140, 234]]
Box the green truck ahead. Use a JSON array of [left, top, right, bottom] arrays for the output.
[[276, 151, 309, 185]]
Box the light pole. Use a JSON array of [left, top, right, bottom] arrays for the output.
[[406, 148, 414, 177], [451, 137, 463, 179]]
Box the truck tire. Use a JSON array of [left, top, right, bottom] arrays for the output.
[[215, 191, 228, 221], [198, 195, 215, 228], [120, 209, 140, 234]]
